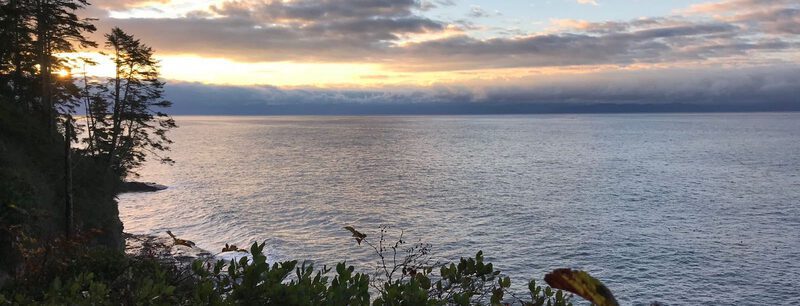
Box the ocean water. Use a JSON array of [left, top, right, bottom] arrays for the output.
[[118, 113, 800, 305]]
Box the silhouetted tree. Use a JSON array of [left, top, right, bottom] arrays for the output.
[[86, 27, 175, 176], [74, 56, 101, 153], [0, 0, 36, 108], [1, 1, 173, 176], [31, 0, 95, 130]]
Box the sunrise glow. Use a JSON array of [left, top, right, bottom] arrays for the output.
[[59, 0, 797, 91]]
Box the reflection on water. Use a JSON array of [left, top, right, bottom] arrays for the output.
[[119, 114, 800, 304]]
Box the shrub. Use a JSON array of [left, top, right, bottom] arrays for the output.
[[0, 226, 619, 305]]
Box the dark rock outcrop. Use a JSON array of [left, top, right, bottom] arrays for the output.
[[120, 182, 168, 193]]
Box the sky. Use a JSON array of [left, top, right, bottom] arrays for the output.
[[71, 0, 800, 114]]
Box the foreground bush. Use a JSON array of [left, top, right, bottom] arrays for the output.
[[0, 244, 581, 305], [0, 228, 621, 306]]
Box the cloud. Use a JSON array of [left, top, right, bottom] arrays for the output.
[[70, 0, 800, 112], [684, 0, 800, 35], [395, 22, 794, 71], [724, 8, 800, 35], [684, 0, 796, 14], [163, 65, 800, 114], [479, 65, 800, 105], [549, 19, 593, 31], [208, 0, 425, 22], [84, 0, 173, 16], [468, 6, 491, 18], [90, 0, 172, 10], [82, 0, 799, 72], [577, 0, 599, 6], [88, 0, 446, 62]]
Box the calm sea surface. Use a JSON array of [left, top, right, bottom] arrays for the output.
[[118, 114, 800, 305]]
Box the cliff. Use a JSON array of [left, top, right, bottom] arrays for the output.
[[0, 103, 124, 280]]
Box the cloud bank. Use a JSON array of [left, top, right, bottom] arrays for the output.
[[74, 0, 800, 114], [165, 65, 800, 114]]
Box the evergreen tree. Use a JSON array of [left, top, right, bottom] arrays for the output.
[[88, 27, 175, 177], [1, 1, 174, 177], [0, 0, 37, 108], [31, 0, 95, 130]]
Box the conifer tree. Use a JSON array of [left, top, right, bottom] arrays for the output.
[[31, 0, 95, 130], [0, 0, 36, 108], [88, 27, 175, 176]]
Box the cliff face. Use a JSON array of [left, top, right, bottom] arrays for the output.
[[0, 103, 123, 277]]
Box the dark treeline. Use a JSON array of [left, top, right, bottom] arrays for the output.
[[0, 0, 175, 177], [0, 0, 173, 285]]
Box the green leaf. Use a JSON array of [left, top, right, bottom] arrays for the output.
[[500, 276, 511, 288]]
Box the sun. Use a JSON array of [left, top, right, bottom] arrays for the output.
[[56, 69, 70, 78]]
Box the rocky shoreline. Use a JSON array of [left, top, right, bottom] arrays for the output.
[[119, 181, 168, 193], [124, 233, 213, 267], [124, 232, 252, 267]]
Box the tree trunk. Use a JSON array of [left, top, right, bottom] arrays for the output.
[[82, 64, 95, 154], [10, 0, 24, 108], [108, 47, 122, 168], [64, 118, 74, 239], [36, 0, 53, 134]]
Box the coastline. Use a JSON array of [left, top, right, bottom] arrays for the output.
[[124, 232, 212, 267], [124, 232, 252, 267], [119, 181, 168, 193]]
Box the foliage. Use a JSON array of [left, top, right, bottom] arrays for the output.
[[0, 234, 616, 306], [0, 0, 95, 127], [186, 242, 372, 306], [0, 0, 170, 279], [3, 247, 179, 305], [350, 226, 574, 306], [1, 0, 175, 178], [80, 27, 176, 177], [0, 0, 37, 107]]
